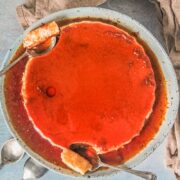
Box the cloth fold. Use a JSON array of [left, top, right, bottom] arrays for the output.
[[150, 0, 180, 179], [151, 0, 180, 67], [16, 0, 106, 29], [16, 0, 180, 178]]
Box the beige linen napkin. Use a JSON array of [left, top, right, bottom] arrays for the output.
[[16, 0, 107, 29], [16, 0, 180, 178], [150, 0, 180, 178]]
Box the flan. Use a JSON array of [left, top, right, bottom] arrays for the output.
[[21, 21, 156, 153]]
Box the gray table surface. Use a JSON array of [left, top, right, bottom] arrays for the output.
[[0, 0, 176, 179]]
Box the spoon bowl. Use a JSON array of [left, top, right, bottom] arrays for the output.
[[0, 36, 57, 76], [22, 157, 48, 180], [0, 138, 24, 169], [70, 143, 157, 180], [27, 36, 57, 57]]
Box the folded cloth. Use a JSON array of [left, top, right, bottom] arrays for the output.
[[16, 0, 107, 29], [16, 0, 180, 178], [150, 0, 180, 178]]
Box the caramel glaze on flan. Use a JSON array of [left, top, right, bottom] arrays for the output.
[[21, 21, 156, 154]]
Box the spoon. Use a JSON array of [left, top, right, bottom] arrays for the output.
[[0, 138, 25, 169], [22, 157, 48, 180], [0, 36, 57, 76], [70, 143, 157, 180]]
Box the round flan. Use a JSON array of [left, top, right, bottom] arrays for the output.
[[21, 21, 156, 153]]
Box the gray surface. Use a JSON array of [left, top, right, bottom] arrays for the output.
[[0, 0, 175, 179]]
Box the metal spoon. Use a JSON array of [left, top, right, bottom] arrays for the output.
[[22, 157, 48, 180], [70, 143, 157, 180], [0, 138, 25, 169], [0, 37, 57, 76]]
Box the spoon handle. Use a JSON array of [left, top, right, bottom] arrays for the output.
[[0, 51, 27, 76], [0, 163, 4, 170], [101, 163, 157, 180]]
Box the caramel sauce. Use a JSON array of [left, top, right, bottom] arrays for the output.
[[4, 18, 167, 169]]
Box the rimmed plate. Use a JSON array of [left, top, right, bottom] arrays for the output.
[[0, 7, 179, 178]]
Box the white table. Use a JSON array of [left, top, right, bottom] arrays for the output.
[[0, 0, 176, 179]]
